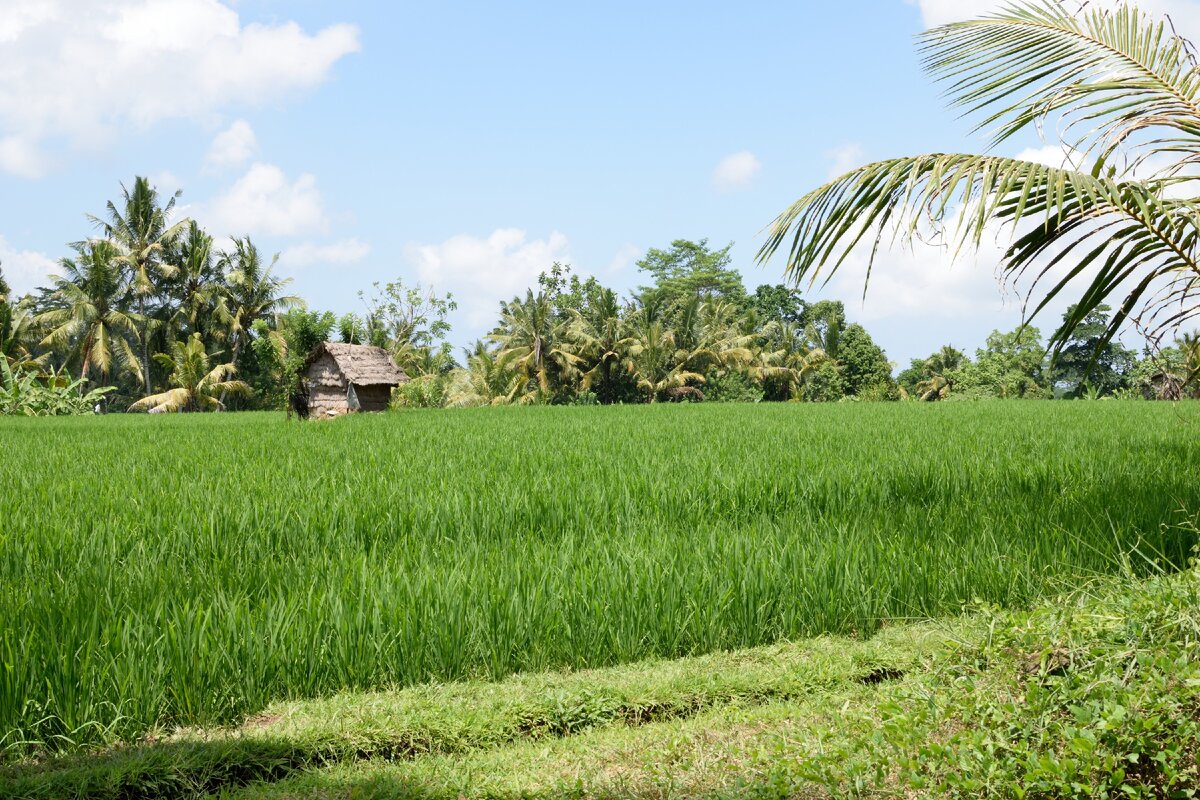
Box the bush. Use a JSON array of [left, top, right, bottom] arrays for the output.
[[0, 361, 114, 416], [703, 370, 762, 403], [391, 375, 449, 409]]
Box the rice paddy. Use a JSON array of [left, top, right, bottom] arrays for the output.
[[2, 401, 1198, 756]]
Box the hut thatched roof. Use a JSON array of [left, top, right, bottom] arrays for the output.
[[306, 342, 409, 386]]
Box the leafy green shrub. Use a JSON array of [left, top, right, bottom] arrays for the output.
[[0, 361, 114, 416], [703, 370, 762, 403], [391, 374, 449, 409]]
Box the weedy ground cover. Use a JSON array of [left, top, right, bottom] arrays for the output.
[[1, 402, 1197, 757]]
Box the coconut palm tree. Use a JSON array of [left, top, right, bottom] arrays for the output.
[[913, 345, 967, 401], [0, 267, 43, 370], [624, 309, 704, 403], [90, 177, 188, 392], [751, 320, 828, 400], [220, 237, 301, 374], [760, 2, 1200, 354], [492, 290, 581, 402], [568, 289, 637, 403], [129, 333, 248, 413], [35, 241, 141, 388], [1179, 330, 1200, 394], [448, 341, 523, 406], [0, 303, 42, 370], [168, 221, 226, 343]]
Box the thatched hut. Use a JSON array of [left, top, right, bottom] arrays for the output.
[[301, 343, 408, 418], [1142, 371, 1185, 401]]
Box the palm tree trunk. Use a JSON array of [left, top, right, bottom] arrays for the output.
[[140, 296, 153, 394], [219, 334, 242, 410]]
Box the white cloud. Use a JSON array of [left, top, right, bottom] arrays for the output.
[[908, 0, 1200, 37], [826, 143, 865, 180], [0, 236, 58, 296], [712, 151, 762, 192], [604, 244, 643, 275], [405, 229, 572, 329], [0, 136, 46, 179], [0, 0, 359, 177], [205, 119, 257, 170], [202, 162, 327, 238], [826, 226, 1012, 323], [1014, 144, 1084, 170], [813, 200, 1158, 365], [148, 170, 183, 195], [279, 238, 370, 269]]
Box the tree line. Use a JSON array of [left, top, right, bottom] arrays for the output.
[[1, 177, 1197, 415]]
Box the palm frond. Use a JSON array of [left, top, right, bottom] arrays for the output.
[[759, 152, 1200, 351], [925, 1, 1200, 167]]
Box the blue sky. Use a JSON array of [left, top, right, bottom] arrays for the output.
[[3, 0, 1199, 366]]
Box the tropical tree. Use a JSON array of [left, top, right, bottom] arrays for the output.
[[636, 239, 747, 319], [902, 345, 968, 401], [1, 359, 114, 416], [359, 279, 456, 373], [220, 237, 301, 373], [35, 241, 141, 387], [568, 289, 638, 403], [90, 176, 188, 392], [129, 333, 248, 412], [166, 221, 226, 343], [751, 320, 828, 400], [624, 309, 704, 403], [1051, 304, 1137, 396], [954, 327, 1051, 398], [838, 323, 895, 398], [760, 2, 1200, 358], [0, 302, 41, 370], [492, 290, 581, 402], [0, 266, 42, 369], [1179, 330, 1200, 395], [447, 341, 523, 406]]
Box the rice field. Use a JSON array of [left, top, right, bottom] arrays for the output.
[[1, 401, 1198, 756]]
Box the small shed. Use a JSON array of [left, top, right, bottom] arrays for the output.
[[301, 342, 408, 418], [1142, 371, 1185, 401]]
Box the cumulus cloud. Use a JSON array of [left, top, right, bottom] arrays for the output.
[[0, 0, 359, 177], [604, 244, 643, 275], [907, 0, 1200, 36], [202, 163, 327, 238], [0, 236, 58, 296], [279, 238, 371, 269], [712, 151, 762, 192], [826, 143, 866, 180], [0, 135, 46, 179], [405, 229, 572, 329], [205, 120, 257, 170]]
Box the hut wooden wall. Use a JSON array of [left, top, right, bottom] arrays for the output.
[[354, 384, 392, 411], [306, 353, 349, 417], [308, 387, 350, 417]]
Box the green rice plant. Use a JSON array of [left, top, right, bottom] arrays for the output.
[[0, 402, 1197, 757]]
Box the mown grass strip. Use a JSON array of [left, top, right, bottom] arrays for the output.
[[0, 626, 958, 800], [221, 568, 1200, 800]]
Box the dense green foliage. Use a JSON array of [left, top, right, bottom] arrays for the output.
[[5, 181, 1194, 410], [0, 360, 113, 416], [1, 403, 1196, 758]]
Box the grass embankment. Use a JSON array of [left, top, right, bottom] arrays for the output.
[[1, 403, 1198, 754], [5, 567, 1200, 799]]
